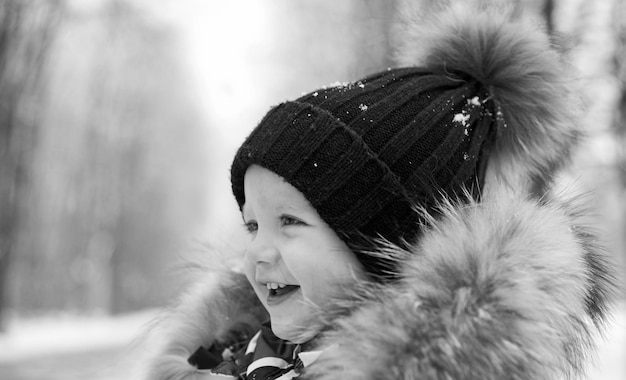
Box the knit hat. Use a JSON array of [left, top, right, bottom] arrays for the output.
[[231, 68, 495, 276], [231, 5, 579, 278]]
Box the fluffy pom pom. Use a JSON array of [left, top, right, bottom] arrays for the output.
[[394, 2, 581, 195]]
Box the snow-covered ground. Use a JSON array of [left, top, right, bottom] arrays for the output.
[[0, 310, 156, 363], [0, 310, 156, 380], [0, 302, 624, 380]]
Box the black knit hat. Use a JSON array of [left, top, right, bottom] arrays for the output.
[[231, 67, 497, 277]]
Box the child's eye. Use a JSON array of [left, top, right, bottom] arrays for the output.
[[243, 220, 258, 233], [280, 215, 305, 227]]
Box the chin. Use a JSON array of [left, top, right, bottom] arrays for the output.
[[271, 320, 318, 344]]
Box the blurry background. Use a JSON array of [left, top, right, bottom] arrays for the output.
[[0, 0, 624, 379]]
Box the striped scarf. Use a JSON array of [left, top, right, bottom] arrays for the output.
[[188, 322, 322, 380]]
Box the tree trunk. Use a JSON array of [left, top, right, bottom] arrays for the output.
[[613, 0, 626, 286], [0, 0, 60, 329]]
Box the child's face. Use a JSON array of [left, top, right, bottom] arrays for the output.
[[242, 165, 366, 343]]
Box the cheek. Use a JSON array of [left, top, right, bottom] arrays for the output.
[[309, 255, 364, 297], [291, 251, 358, 298], [279, 243, 315, 281]]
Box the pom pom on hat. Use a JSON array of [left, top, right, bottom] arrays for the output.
[[395, 2, 580, 194]]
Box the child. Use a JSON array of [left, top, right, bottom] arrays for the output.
[[139, 3, 615, 380]]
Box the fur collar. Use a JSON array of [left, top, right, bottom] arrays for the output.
[[136, 186, 615, 380], [306, 187, 614, 380]]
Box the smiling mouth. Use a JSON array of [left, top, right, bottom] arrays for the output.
[[266, 285, 300, 305]]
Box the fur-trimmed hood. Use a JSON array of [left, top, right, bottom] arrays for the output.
[[135, 3, 616, 380]]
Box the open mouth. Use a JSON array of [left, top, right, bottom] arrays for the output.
[[265, 283, 300, 305], [269, 285, 299, 297]]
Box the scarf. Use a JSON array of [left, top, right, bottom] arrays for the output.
[[188, 322, 323, 380]]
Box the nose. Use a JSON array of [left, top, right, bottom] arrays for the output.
[[244, 230, 280, 265]]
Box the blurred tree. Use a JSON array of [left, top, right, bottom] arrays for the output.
[[0, 0, 61, 329], [553, 0, 625, 285], [614, 0, 626, 286], [1, 0, 622, 328], [512, 0, 554, 31], [615, 0, 626, 177], [2, 0, 209, 318]]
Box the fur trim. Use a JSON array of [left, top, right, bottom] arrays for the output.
[[135, 187, 615, 380], [394, 2, 580, 194], [307, 186, 615, 380], [136, 249, 266, 380]]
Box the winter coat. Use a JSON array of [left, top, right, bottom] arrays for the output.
[[136, 4, 616, 380]]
